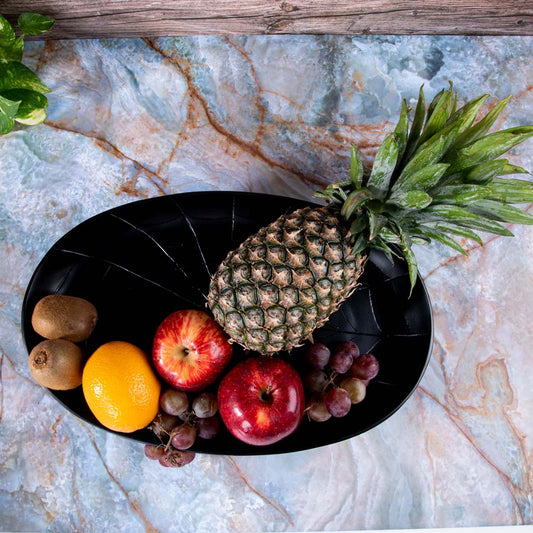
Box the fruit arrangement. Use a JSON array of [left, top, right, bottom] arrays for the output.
[[24, 84, 533, 468]]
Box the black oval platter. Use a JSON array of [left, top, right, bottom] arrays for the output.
[[22, 191, 433, 456]]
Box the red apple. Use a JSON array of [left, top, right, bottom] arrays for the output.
[[217, 356, 305, 446], [152, 310, 232, 392]]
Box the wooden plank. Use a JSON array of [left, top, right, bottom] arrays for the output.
[[2, 0, 532, 38]]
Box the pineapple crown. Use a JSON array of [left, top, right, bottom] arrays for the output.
[[316, 83, 533, 290]]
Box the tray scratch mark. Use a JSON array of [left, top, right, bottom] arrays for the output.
[[110, 213, 207, 298], [172, 199, 212, 278], [54, 248, 203, 307]]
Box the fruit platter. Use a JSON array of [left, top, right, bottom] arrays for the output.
[[21, 85, 533, 465], [22, 191, 433, 456]]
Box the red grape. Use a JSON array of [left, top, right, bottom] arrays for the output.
[[144, 444, 165, 460], [170, 424, 197, 450], [304, 369, 329, 393], [150, 412, 179, 439], [197, 416, 221, 439], [192, 392, 218, 418], [160, 389, 189, 417], [334, 341, 360, 359], [159, 449, 196, 467], [306, 394, 331, 422], [304, 342, 331, 369], [351, 353, 379, 380], [325, 387, 351, 417], [340, 377, 366, 404], [329, 350, 353, 374]]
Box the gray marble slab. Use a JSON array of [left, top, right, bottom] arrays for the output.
[[1, 35, 532, 532]]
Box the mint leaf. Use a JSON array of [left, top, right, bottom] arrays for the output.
[[17, 12, 55, 36], [0, 94, 21, 134], [0, 61, 50, 93]]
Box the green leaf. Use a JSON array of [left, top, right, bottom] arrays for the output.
[[0, 14, 15, 46], [402, 85, 426, 164], [0, 35, 24, 62], [350, 145, 364, 189], [392, 163, 449, 193], [1, 88, 48, 122], [446, 127, 533, 174], [314, 181, 350, 204], [418, 204, 483, 224], [420, 226, 468, 255], [397, 225, 418, 293], [486, 178, 533, 204], [461, 159, 510, 184], [17, 13, 55, 36], [417, 205, 514, 236], [469, 199, 533, 225], [367, 133, 399, 196], [368, 211, 388, 240], [433, 222, 483, 245], [393, 99, 409, 162], [431, 184, 492, 205], [349, 215, 368, 236], [389, 189, 433, 209], [0, 61, 50, 93], [350, 231, 368, 256], [419, 86, 454, 145], [399, 134, 449, 179], [341, 187, 375, 220], [0, 93, 20, 134], [369, 237, 398, 264], [453, 96, 510, 150]]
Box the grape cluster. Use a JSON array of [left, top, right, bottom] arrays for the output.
[[303, 341, 379, 422], [144, 388, 221, 467]]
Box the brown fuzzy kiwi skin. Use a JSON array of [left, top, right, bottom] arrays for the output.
[[29, 339, 85, 390], [31, 294, 98, 342]]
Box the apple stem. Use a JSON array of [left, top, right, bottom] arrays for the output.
[[260, 385, 273, 403]]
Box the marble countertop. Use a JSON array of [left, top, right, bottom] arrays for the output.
[[1, 35, 532, 532]]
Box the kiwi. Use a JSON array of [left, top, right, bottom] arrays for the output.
[[29, 339, 85, 390], [32, 294, 98, 342]]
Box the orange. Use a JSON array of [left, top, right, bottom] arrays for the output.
[[82, 341, 161, 433]]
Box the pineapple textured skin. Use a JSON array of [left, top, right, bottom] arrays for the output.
[[207, 206, 366, 354]]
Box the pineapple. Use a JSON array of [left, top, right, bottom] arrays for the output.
[[207, 85, 533, 355]]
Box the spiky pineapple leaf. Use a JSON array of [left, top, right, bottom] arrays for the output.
[[433, 222, 483, 245], [389, 189, 433, 209], [340, 187, 375, 219], [397, 225, 418, 292], [461, 159, 511, 184], [468, 199, 533, 225], [401, 85, 426, 164], [394, 99, 409, 162], [452, 96, 510, 150], [418, 86, 455, 145], [446, 127, 533, 174], [486, 178, 533, 203], [350, 145, 364, 188], [416, 204, 515, 236], [419, 226, 468, 255], [367, 133, 399, 197], [431, 184, 492, 204], [392, 163, 449, 193]]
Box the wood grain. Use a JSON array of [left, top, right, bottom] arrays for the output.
[[2, 0, 532, 38]]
